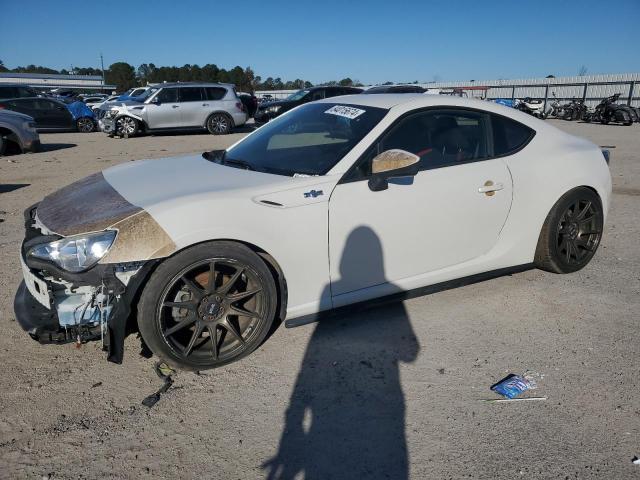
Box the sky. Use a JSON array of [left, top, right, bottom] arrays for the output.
[[1, 0, 638, 85]]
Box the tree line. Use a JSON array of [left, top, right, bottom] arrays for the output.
[[0, 60, 363, 93]]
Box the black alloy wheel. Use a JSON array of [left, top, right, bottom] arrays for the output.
[[138, 242, 277, 371], [535, 187, 604, 274]]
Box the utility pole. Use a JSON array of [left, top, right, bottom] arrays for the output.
[[100, 53, 105, 93]]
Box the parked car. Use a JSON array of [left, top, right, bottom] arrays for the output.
[[0, 109, 40, 155], [254, 86, 363, 122], [363, 85, 426, 94], [14, 95, 611, 371], [98, 83, 247, 136], [237, 92, 258, 117], [0, 84, 40, 100], [0, 97, 96, 132], [83, 95, 109, 109], [116, 87, 150, 102]]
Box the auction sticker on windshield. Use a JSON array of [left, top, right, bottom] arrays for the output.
[[324, 105, 366, 119]]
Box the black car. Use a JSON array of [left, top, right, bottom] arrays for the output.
[[254, 86, 363, 122], [363, 85, 426, 94], [0, 84, 40, 100], [0, 97, 95, 132]]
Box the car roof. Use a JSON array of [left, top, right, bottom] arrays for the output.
[[315, 93, 550, 130], [154, 82, 233, 88]]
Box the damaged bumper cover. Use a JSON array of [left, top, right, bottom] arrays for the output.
[[13, 205, 156, 364]]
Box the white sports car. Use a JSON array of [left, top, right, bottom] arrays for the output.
[[15, 94, 611, 371]]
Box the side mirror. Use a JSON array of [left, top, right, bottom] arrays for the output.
[[368, 149, 420, 192], [150, 98, 161, 105]]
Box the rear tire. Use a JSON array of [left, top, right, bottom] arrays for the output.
[[137, 241, 277, 371], [76, 117, 95, 133], [206, 113, 232, 135], [534, 187, 604, 274]]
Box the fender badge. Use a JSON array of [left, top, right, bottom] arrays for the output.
[[303, 190, 324, 198]]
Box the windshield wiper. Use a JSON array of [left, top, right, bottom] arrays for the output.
[[223, 158, 256, 171]]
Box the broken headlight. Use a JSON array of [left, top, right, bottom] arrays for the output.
[[28, 230, 117, 272], [104, 109, 119, 119]]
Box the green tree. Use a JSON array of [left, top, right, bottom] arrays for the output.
[[339, 77, 353, 86], [105, 62, 137, 91]]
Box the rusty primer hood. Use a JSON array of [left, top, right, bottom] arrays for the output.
[[36, 172, 176, 263]]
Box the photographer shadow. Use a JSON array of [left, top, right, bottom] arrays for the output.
[[263, 226, 420, 480]]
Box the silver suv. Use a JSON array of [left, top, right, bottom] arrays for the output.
[[98, 83, 247, 136]]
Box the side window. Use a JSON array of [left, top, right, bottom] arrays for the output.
[[345, 109, 491, 181], [179, 87, 204, 102], [17, 87, 35, 97], [156, 88, 178, 103], [204, 87, 227, 100], [309, 89, 325, 101], [491, 114, 534, 156], [0, 87, 18, 99]]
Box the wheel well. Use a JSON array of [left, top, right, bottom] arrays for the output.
[[0, 126, 23, 154]]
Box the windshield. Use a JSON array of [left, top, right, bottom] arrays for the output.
[[138, 87, 160, 101], [224, 102, 388, 176], [286, 89, 310, 101]]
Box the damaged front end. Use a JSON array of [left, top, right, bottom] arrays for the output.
[[14, 205, 156, 363]]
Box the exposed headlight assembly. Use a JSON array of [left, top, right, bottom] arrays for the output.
[[266, 105, 281, 114], [105, 109, 119, 119], [28, 230, 117, 272]]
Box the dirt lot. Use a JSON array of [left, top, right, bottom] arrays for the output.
[[0, 121, 639, 479]]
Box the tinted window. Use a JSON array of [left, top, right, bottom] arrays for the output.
[[156, 88, 178, 103], [309, 89, 325, 101], [179, 87, 204, 102], [224, 102, 387, 176], [491, 114, 534, 156], [205, 87, 227, 100], [0, 87, 18, 99], [347, 109, 490, 180]]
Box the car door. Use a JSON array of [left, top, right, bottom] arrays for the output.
[[44, 100, 74, 129], [144, 87, 180, 129], [328, 108, 513, 300], [178, 87, 206, 127]]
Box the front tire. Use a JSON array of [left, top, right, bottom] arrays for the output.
[[115, 116, 139, 137], [206, 113, 232, 135], [534, 187, 604, 274], [137, 241, 277, 371]]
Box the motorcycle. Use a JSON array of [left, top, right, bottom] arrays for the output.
[[562, 98, 588, 121], [543, 93, 564, 119], [584, 93, 634, 125], [516, 97, 545, 118]]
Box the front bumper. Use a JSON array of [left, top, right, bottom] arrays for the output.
[[99, 118, 115, 133], [14, 205, 156, 363]]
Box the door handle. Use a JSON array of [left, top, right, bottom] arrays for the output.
[[202, 103, 209, 106], [478, 180, 504, 196], [172, 105, 179, 108]]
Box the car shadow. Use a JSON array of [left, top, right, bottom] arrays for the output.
[[38, 143, 76, 152], [0, 183, 30, 194], [262, 226, 420, 480]]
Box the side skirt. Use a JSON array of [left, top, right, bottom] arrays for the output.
[[285, 264, 534, 328]]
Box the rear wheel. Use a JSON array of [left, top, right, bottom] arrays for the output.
[[534, 187, 604, 274], [137, 241, 277, 371], [76, 117, 94, 133], [206, 113, 232, 135]]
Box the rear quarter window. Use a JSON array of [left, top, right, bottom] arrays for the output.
[[491, 114, 535, 156], [205, 87, 227, 101]]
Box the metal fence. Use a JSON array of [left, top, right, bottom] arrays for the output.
[[255, 73, 640, 108]]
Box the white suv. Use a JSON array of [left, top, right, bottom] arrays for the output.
[[98, 83, 247, 136]]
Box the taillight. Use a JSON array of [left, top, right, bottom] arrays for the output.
[[0, 104, 5, 109], [236, 101, 246, 112]]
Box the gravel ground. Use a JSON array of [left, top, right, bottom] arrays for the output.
[[0, 121, 638, 479]]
